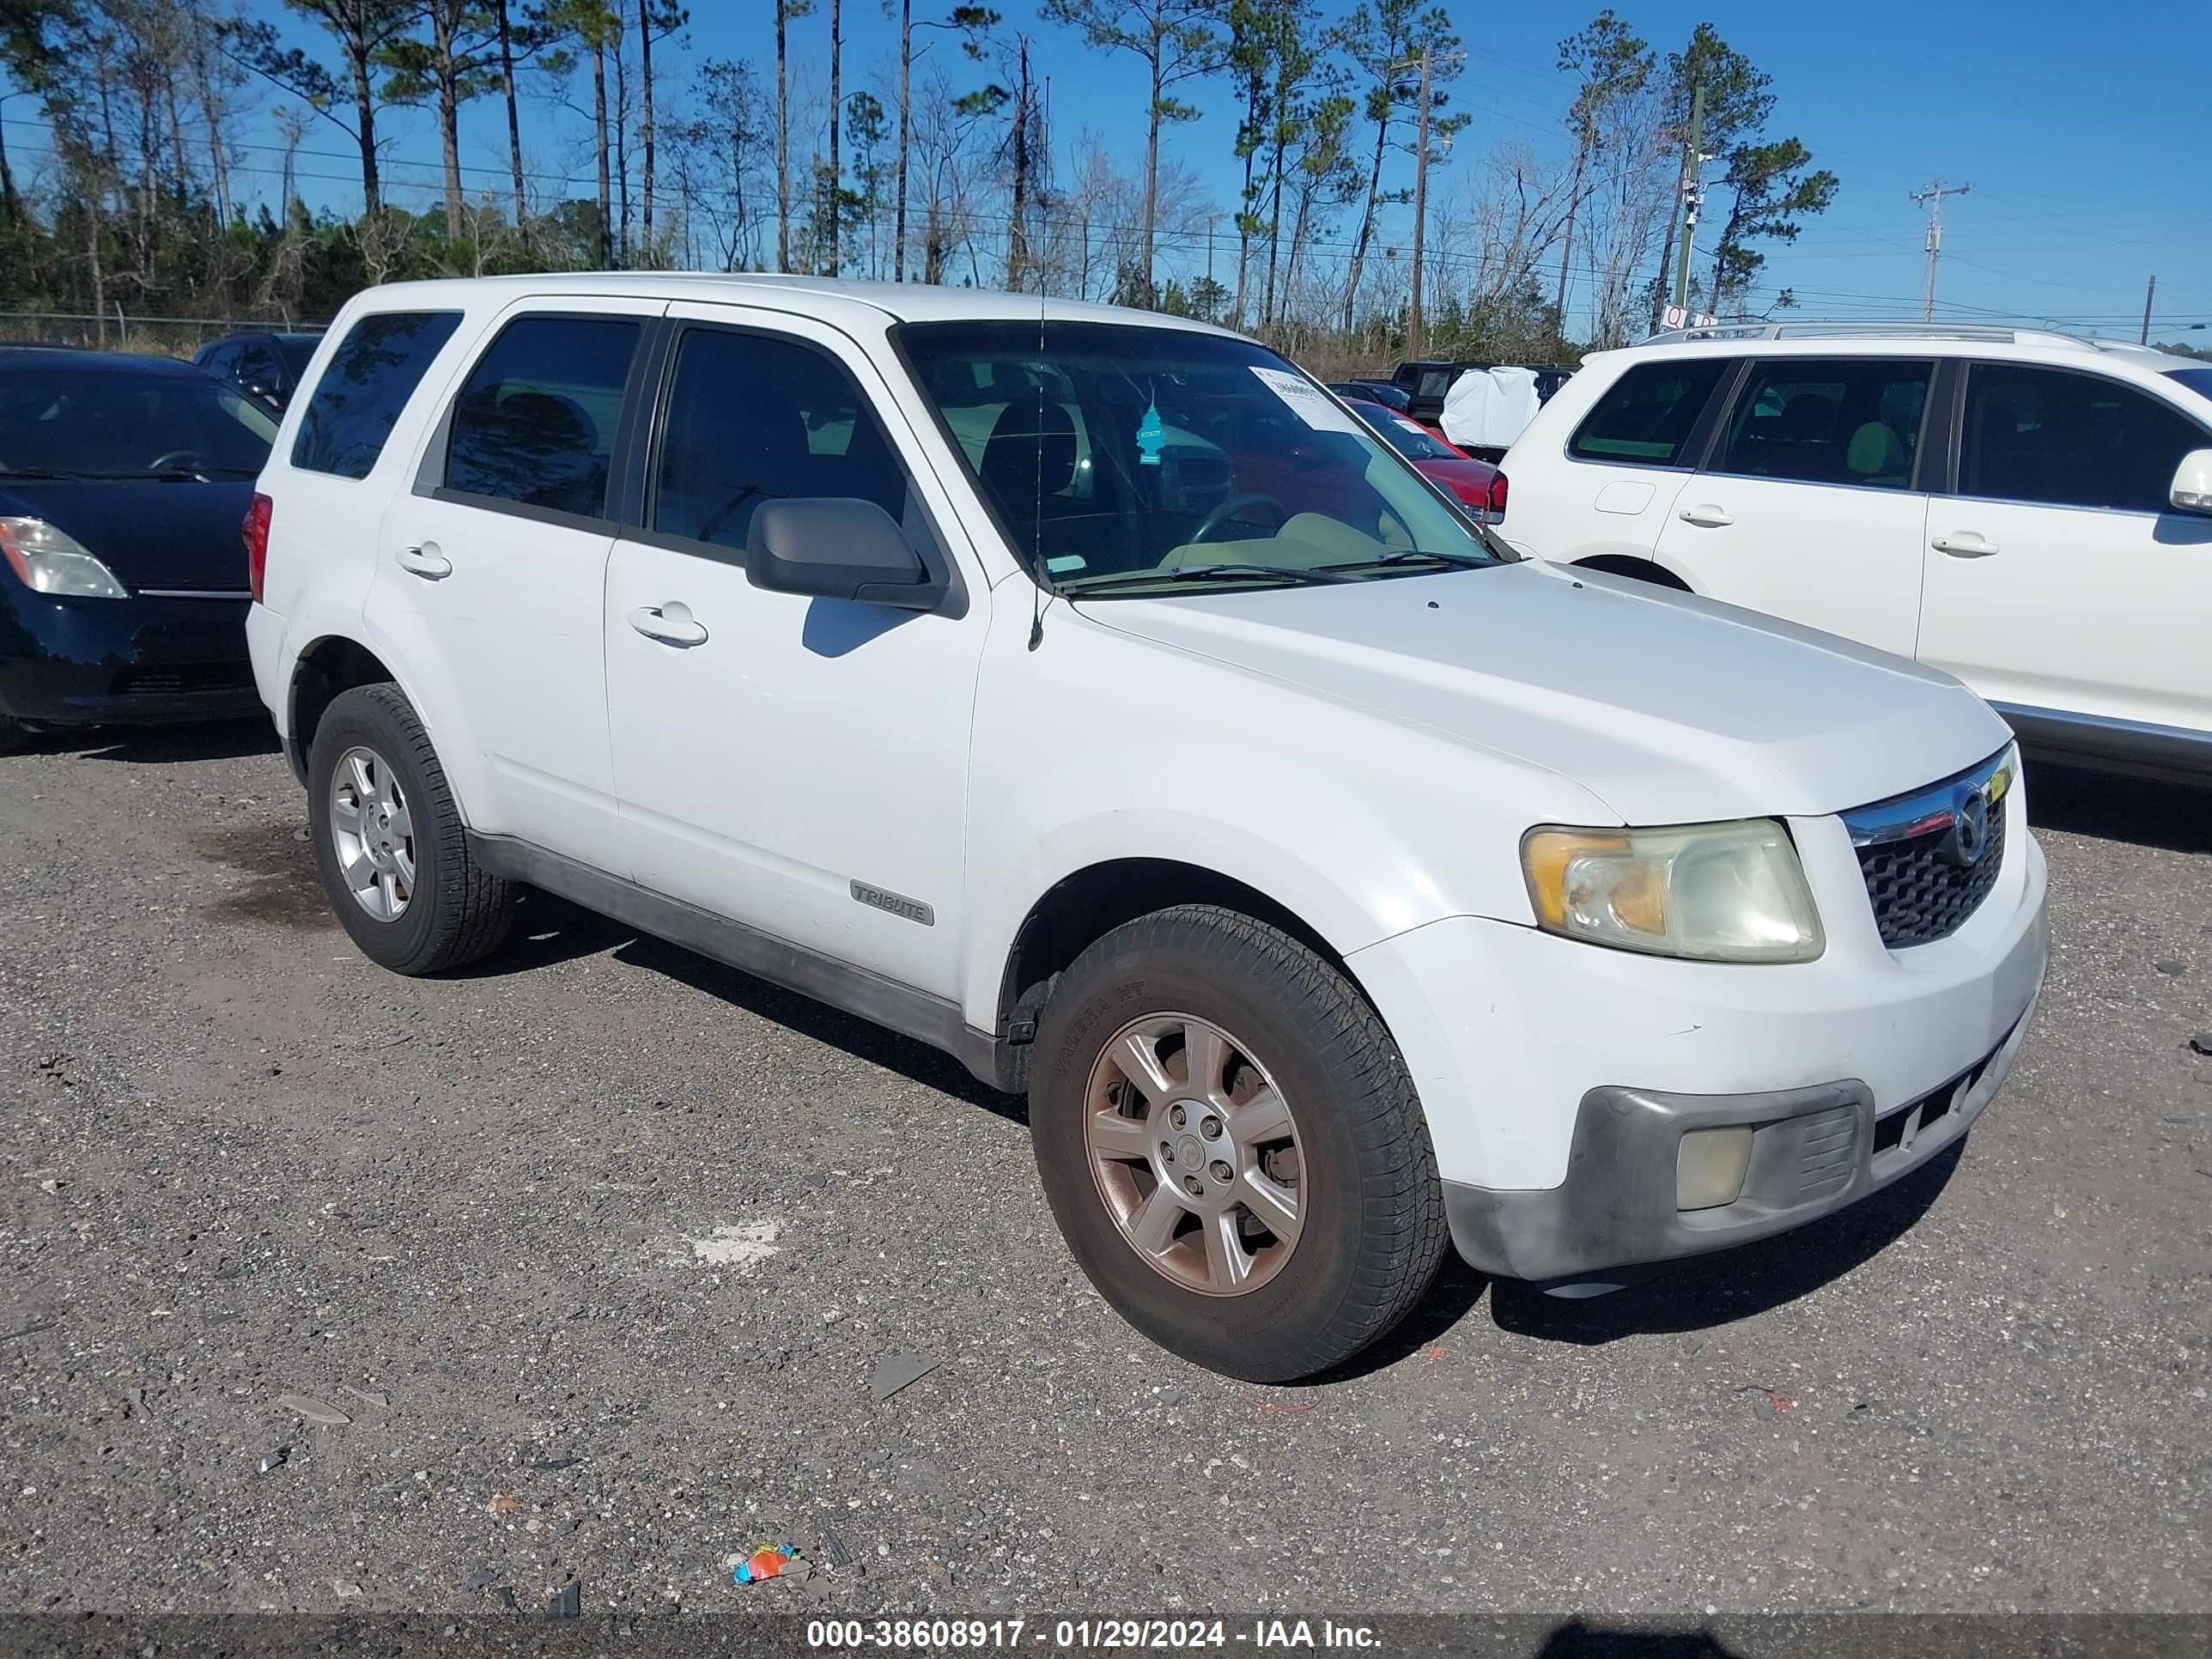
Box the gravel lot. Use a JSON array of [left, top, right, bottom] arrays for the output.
[[1, 721, 2207, 1621]]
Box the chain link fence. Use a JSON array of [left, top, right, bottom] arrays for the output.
[[0, 310, 326, 356]]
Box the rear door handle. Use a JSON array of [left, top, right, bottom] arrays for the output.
[[394, 542, 452, 580], [1931, 532, 1998, 558], [628, 601, 708, 647], [1678, 503, 1734, 528]]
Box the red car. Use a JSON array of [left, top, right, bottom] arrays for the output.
[[1344, 398, 1505, 520]]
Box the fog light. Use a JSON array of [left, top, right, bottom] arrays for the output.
[[1676, 1125, 1753, 1211]]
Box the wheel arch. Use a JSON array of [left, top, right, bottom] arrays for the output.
[[285, 634, 401, 784], [1571, 552, 1693, 592], [1575, 555, 1690, 592], [986, 856, 1370, 1094]]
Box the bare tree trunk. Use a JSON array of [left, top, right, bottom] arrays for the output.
[[1140, 53, 1159, 294], [1553, 149, 1586, 337], [186, 32, 234, 229], [0, 118, 18, 227], [351, 49, 382, 213], [893, 0, 908, 282], [639, 0, 655, 253], [1261, 121, 1286, 327], [775, 0, 792, 270], [436, 5, 464, 239], [496, 0, 526, 222], [615, 42, 631, 261], [1006, 39, 1031, 291], [825, 0, 841, 277], [593, 35, 612, 264], [1340, 111, 1389, 331]]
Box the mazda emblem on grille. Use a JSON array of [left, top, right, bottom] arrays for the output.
[[1942, 786, 1991, 868]]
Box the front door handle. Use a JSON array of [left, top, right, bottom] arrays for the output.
[[1678, 503, 1734, 528], [628, 601, 708, 647], [395, 541, 452, 580], [1931, 532, 1999, 558]]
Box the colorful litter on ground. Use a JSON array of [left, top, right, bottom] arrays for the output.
[[732, 1544, 799, 1585]]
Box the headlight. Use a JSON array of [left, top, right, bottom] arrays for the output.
[[1522, 818, 1824, 963], [0, 516, 129, 599]]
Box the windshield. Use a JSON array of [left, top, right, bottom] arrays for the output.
[[898, 320, 1507, 596], [1352, 404, 1456, 462], [2164, 367, 2212, 404], [0, 369, 276, 479]]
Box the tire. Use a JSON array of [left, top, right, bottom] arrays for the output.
[[1030, 904, 1449, 1382], [307, 682, 513, 975], [0, 714, 27, 757]]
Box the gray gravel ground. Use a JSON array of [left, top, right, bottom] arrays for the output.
[[0, 722, 2207, 1620]]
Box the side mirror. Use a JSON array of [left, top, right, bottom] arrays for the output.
[[746, 496, 941, 609], [2171, 448, 2212, 515]]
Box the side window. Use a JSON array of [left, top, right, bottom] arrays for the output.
[[442, 314, 641, 520], [235, 343, 283, 395], [1568, 359, 1729, 466], [200, 343, 239, 384], [1716, 357, 1932, 489], [292, 310, 463, 480], [651, 328, 913, 552], [1961, 364, 2209, 514]]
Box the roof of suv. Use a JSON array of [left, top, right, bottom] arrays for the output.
[[340, 272, 1239, 337], [1608, 320, 2197, 374]]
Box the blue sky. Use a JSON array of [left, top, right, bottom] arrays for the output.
[[124, 0, 2212, 341]]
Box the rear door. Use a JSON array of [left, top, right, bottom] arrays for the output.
[[1651, 355, 1934, 658], [1532, 356, 1729, 564], [1917, 361, 2212, 734], [367, 299, 660, 872]]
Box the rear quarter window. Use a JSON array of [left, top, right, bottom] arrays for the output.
[[1568, 358, 1729, 466], [290, 310, 463, 480]]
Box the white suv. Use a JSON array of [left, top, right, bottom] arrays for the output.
[[1491, 322, 2212, 780], [246, 276, 2049, 1381]]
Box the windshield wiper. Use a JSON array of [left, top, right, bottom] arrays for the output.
[[1066, 562, 1356, 593], [1328, 548, 1494, 573]]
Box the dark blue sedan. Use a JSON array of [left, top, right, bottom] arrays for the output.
[[0, 349, 273, 750]]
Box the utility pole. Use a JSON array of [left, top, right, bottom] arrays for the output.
[[2141, 274, 2157, 345], [1910, 179, 1970, 323], [1670, 79, 1705, 317], [1391, 44, 1462, 362]]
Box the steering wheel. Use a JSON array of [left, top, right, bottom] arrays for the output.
[[1189, 491, 1290, 545], [148, 450, 215, 477]]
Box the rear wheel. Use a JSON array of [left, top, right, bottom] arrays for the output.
[[1030, 904, 1448, 1382], [0, 714, 26, 757], [307, 683, 513, 974]]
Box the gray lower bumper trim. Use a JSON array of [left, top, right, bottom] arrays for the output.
[[1443, 1047, 2008, 1281]]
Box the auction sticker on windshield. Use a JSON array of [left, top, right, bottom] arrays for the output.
[[1250, 366, 1364, 435]]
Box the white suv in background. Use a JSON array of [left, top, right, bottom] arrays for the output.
[[246, 276, 2047, 1381], [1492, 324, 2212, 780]]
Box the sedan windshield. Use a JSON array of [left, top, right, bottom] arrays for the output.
[[0, 369, 276, 479], [898, 320, 1506, 595]]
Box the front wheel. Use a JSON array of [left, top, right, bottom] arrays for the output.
[[1030, 904, 1448, 1381]]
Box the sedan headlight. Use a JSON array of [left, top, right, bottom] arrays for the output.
[[0, 516, 129, 599], [1522, 818, 1824, 963]]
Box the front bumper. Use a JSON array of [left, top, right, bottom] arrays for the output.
[[1443, 1000, 2036, 1280], [1346, 781, 2050, 1281], [0, 583, 258, 726]]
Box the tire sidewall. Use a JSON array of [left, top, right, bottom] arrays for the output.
[[307, 693, 449, 973], [1031, 933, 1396, 1379]]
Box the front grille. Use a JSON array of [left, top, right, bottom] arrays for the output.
[[1856, 809, 2006, 947], [112, 662, 257, 697]]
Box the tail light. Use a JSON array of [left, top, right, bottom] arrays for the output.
[[1485, 471, 1509, 522], [242, 493, 272, 604]]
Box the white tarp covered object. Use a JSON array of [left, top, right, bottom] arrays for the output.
[[1440, 365, 1543, 451]]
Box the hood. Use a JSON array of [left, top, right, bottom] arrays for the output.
[[1073, 562, 2014, 824], [0, 479, 255, 593]]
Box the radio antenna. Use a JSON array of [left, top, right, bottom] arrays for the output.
[[1027, 123, 1050, 653]]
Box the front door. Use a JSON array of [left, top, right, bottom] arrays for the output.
[[604, 307, 988, 997], [1917, 361, 2212, 734], [368, 300, 658, 870], [1652, 355, 1936, 659]]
